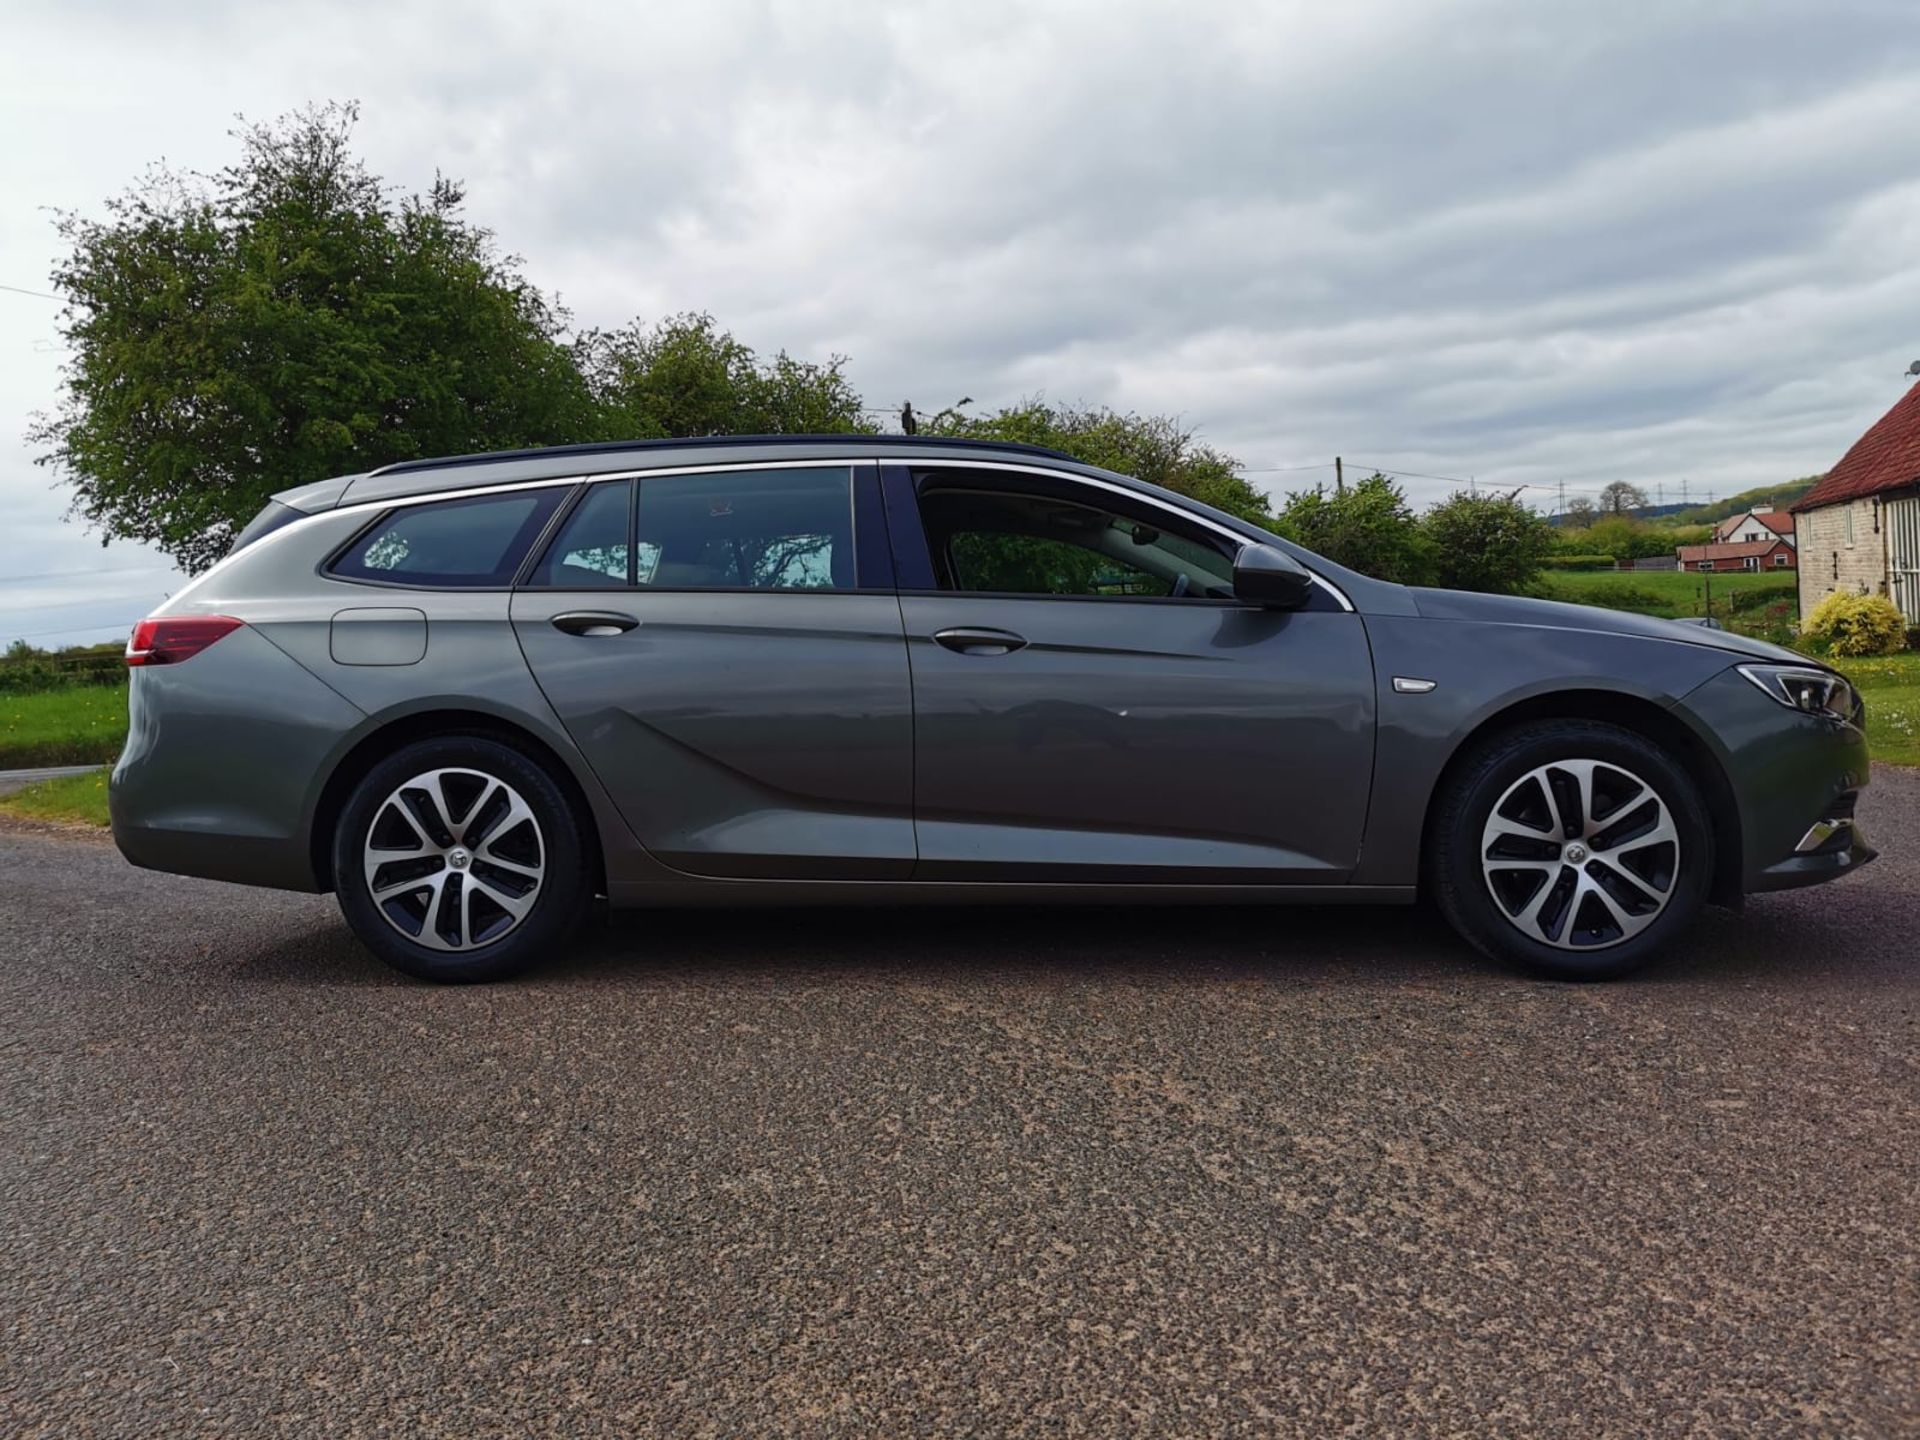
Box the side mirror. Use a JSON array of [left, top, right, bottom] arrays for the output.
[[1232, 543, 1314, 609]]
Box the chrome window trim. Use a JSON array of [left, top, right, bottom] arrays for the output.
[[168, 455, 1354, 613]]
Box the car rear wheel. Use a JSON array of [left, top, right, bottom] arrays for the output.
[[1430, 720, 1712, 980], [333, 736, 589, 982]]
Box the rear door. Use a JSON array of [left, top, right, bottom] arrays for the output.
[[512, 462, 915, 879], [888, 466, 1376, 882]]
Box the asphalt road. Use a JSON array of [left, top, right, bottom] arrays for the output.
[[3, 775, 1918, 1438]]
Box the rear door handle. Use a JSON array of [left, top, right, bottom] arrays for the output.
[[552, 611, 638, 637], [932, 626, 1027, 656]]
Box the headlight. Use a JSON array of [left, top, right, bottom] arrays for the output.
[[1737, 664, 1860, 721]]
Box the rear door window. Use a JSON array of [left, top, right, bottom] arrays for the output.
[[635, 468, 855, 589], [331, 489, 565, 588]]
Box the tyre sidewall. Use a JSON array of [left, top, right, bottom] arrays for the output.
[[333, 736, 587, 982]]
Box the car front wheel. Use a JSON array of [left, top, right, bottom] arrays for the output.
[[1430, 720, 1713, 980], [333, 735, 589, 982]]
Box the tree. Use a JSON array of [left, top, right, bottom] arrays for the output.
[[575, 312, 869, 440], [1421, 488, 1554, 593], [925, 400, 1272, 524], [1599, 480, 1648, 515], [32, 103, 596, 572], [1274, 472, 1431, 584], [1562, 497, 1596, 526]]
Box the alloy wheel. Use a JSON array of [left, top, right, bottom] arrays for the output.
[[362, 767, 545, 951], [1479, 758, 1680, 950]]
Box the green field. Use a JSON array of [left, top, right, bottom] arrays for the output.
[[1537, 568, 1797, 620], [0, 767, 111, 826], [0, 683, 130, 768]]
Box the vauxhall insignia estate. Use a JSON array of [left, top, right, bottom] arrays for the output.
[[109, 436, 1875, 981]]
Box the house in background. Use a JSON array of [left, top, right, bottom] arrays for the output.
[[1713, 506, 1796, 547], [1792, 380, 1920, 627], [1676, 538, 1796, 573]]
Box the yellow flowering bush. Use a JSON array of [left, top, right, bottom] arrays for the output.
[[1802, 591, 1908, 657]]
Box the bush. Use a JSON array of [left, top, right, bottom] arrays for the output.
[[1421, 490, 1554, 594], [1802, 592, 1908, 657], [1543, 554, 1617, 571]]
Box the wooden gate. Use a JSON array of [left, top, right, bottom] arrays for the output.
[[1889, 494, 1920, 627]]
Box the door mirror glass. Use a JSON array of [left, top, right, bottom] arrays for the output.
[[1232, 543, 1314, 609]]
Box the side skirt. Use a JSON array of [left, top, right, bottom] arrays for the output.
[[607, 880, 1417, 909]]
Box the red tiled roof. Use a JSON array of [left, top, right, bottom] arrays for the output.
[[1676, 539, 1793, 563], [1792, 382, 1920, 512]]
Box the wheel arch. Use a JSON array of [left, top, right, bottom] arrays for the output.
[[308, 707, 608, 897], [1419, 688, 1743, 906]]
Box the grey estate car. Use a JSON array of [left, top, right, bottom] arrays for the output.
[[110, 435, 1874, 982]]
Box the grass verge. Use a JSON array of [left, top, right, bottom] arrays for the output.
[[1832, 652, 1920, 768], [0, 683, 130, 768], [1537, 569, 1795, 620], [0, 768, 112, 827]]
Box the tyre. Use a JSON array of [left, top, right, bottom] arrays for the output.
[[1429, 720, 1712, 980], [332, 735, 590, 982]]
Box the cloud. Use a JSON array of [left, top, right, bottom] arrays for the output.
[[3, 0, 1920, 639]]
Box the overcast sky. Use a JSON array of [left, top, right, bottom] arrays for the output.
[[5, 0, 1920, 644]]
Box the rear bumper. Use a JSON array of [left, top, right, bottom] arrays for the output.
[[110, 626, 363, 892]]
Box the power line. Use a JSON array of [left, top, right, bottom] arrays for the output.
[[7, 618, 142, 640], [0, 282, 58, 300], [0, 563, 176, 586], [0, 591, 172, 620]]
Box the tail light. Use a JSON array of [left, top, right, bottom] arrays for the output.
[[126, 615, 245, 667]]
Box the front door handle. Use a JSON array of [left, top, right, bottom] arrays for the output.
[[552, 610, 638, 637], [932, 626, 1027, 657]]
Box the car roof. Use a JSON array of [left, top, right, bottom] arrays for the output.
[[293, 435, 1097, 511]]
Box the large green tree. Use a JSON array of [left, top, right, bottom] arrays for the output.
[[925, 400, 1273, 524], [33, 104, 599, 572], [575, 312, 868, 440]]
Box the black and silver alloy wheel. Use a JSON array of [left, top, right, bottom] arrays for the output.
[[1480, 758, 1679, 950], [1432, 719, 1711, 980], [363, 767, 546, 951], [334, 735, 589, 982]]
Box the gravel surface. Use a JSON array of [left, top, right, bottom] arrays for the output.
[[3, 771, 1917, 1437]]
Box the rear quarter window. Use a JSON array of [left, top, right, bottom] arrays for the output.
[[329, 489, 566, 588]]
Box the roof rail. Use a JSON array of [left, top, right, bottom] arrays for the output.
[[368, 433, 1079, 478]]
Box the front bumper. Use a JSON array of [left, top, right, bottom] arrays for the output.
[[1679, 665, 1876, 896], [1751, 807, 1877, 892]]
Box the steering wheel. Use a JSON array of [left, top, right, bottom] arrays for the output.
[[1169, 572, 1191, 598]]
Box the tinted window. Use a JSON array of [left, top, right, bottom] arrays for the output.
[[332, 490, 564, 587], [918, 486, 1236, 599], [528, 480, 633, 588], [636, 469, 854, 590]]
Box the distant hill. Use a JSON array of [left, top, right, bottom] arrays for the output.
[[1548, 501, 1690, 527], [1549, 478, 1821, 528], [1670, 477, 1820, 526]]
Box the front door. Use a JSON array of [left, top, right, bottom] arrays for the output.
[[891, 469, 1375, 882], [512, 464, 915, 879]]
